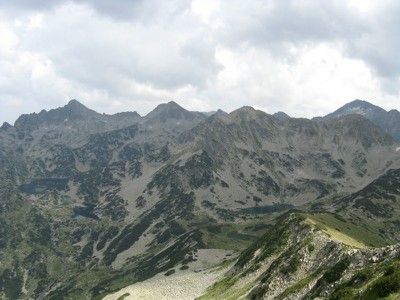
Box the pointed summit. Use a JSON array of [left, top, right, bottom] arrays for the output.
[[316, 99, 400, 142], [147, 101, 187, 119], [65, 99, 87, 110], [273, 111, 291, 121], [144, 101, 205, 124], [230, 106, 275, 123], [62, 99, 98, 120], [67, 99, 83, 106], [321, 99, 385, 120], [0, 122, 12, 131]]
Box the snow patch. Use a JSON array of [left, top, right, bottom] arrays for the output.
[[348, 107, 366, 115], [396, 147, 400, 152]]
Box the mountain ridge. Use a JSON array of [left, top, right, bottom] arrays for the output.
[[0, 98, 399, 299], [8, 98, 400, 142], [315, 99, 400, 142], [199, 213, 400, 299]]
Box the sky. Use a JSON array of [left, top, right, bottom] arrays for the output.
[[0, 0, 399, 125]]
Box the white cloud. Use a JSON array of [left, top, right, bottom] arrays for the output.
[[191, 0, 220, 26], [0, 0, 399, 124]]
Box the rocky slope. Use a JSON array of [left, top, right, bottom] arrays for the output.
[[0, 99, 399, 299], [199, 213, 400, 300]]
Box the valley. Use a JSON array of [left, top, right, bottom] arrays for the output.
[[0, 99, 399, 299]]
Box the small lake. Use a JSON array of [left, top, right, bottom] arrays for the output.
[[19, 178, 69, 194], [73, 204, 99, 220]]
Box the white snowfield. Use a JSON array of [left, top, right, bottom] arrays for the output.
[[396, 147, 400, 152]]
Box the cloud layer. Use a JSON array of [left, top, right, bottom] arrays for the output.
[[0, 0, 399, 124]]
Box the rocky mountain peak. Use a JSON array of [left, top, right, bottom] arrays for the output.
[[230, 106, 258, 120], [14, 99, 100, 131], [66, 98, 85, 108], [61, 99, 99, 119], [230, 106, 276, 127], [316, 99, 400, 142], [202, 109, 228, 117], [148, 101, 188, 118], [215, 109, 228, 116], [334, 99, 385, 116], [273, 111, 291, 120], [144, 101, 206, 124], [0, 122, 12, 131], [314, 99, 383, 121]]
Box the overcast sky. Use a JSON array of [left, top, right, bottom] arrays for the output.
[[1, 0, 399, 124]]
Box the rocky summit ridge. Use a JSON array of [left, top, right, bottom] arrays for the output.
[[0, 99, 399, 299], [315, 99, 400, 142]]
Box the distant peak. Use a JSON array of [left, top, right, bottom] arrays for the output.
[[0, 122, 12, 130], [229, 106, 274, 123], [166, 100, 180, 106], [66, 99, 87, 109], [273, 111, 291, 121], [201, 109, 228, 117], [144, 101, 206, 124], [233, 106, 256, 113], [346, 99, 378, 109], [62, 99, 98, 117], [150, 101, 187, 115], [215, 109, 228, 115], [68, 99, 81, 105], [156, 101, 183, 111], [350, 99, 368, 104], [315, 99, 387, 122]]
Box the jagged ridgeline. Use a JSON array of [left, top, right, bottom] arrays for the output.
[[0, 99, 399, 299]]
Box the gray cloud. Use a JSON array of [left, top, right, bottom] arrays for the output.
[[0, 0, 399, 124], [20, 1, 220, 90], [345, 1, 400, 81], [217, 1, 365, 55], [217, 0, 400, 85], [0, 0, 191, 22], [0, 0, 63, 12]]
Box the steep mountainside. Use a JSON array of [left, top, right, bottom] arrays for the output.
[[199, 213, 400, 299], [315, 99, 400, 142], [0, 100, 399, 299], [330, 168, 400, 244]]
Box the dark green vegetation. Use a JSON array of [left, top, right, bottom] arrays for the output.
[[329, 255, 400, 299], [1, 99, 400, 299]]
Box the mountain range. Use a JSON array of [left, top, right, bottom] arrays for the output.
[[0, 99, 399, 299]]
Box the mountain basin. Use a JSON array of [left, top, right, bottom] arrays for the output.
[[19, 178, 69, 194]]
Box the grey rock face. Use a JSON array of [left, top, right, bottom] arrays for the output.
[[315, 99, 400, 142]]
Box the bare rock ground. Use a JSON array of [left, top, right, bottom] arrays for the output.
[[103, 249, 235, 300]]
